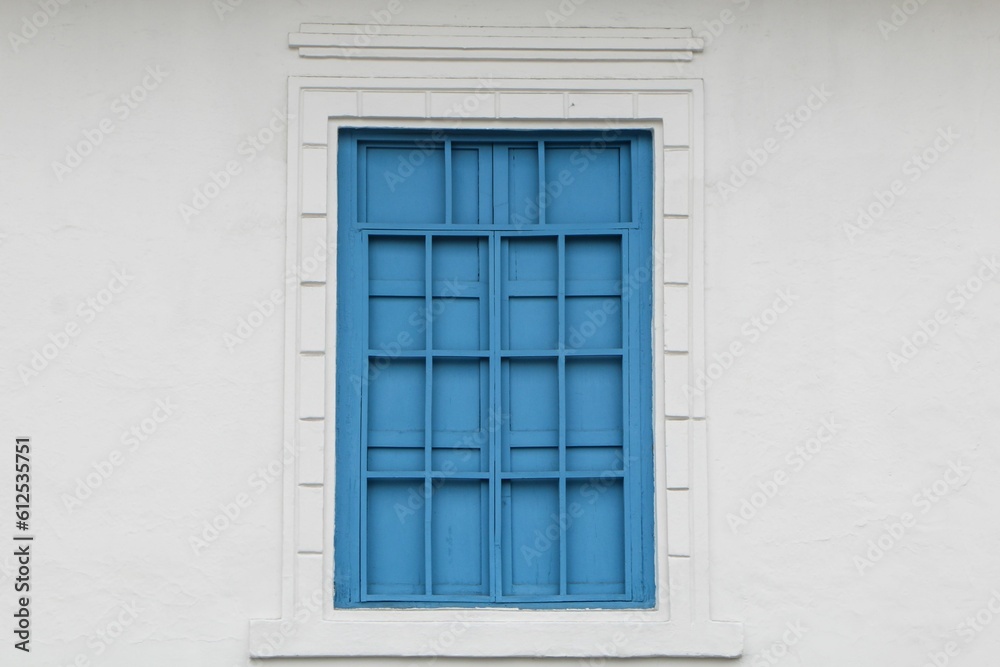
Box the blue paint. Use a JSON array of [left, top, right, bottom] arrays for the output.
[[336, 129, 654, 608]]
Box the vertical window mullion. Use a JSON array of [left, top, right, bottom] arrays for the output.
[[424, 234, 433, 596], [557, 233, 567, 596], [537, 141, 546, 226], [493, 146, 508, 226], [480, 146, 494, 225], [444, 139, 452, 224], [491, 233, 503, 601], [359, 231, 370, 601], [622, 229, 634, 597], [357, 144, 368, 224]]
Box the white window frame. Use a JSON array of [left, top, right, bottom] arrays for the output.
[[248, 24, 742, 659]]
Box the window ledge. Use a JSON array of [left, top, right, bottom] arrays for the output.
[[249, 617, 742, 658]]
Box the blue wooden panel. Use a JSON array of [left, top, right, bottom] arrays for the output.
[[505, 236, 557, 282], [566, 478, 626, 594], [432, 480, 489, 595], [367, 359, 425, 436], [503, 146, 539, 226], [368, 447, 424, 472], [566, 446, 624, 472], [452, 147, 485, 224], [431, 236, 488, 350], [367, 479, 426, 595], [565, 235, 622, 283], [369, 298, 425, 351], [506, 298, 558, 349], [503, 480, 560, 596], [509, 447, 559, 472], [363, 145, 446, 225], [505, 359, 559, 436], [566, 296, 622, 350], [338, 130, 655, 609], [432, 359, 488, 473], [566, 358, 623, 435], [369, 235, 425, 281], [544, 145, 630, 224]]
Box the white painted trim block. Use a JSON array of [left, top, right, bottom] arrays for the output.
[[667, 489, 692, 556], [498, 93, 565, 119], [665, 418, 691, 490], [663, 149, 691, 216], [300, 148, 327, 215], [297, 354, 325, 420], [663, 217, 690, 284], [299, 284, 326, 353], [664, 283, 690, 352], [298, 216, 328, 284], [296, 486, 325, 554], [297, 419, 324, 486]]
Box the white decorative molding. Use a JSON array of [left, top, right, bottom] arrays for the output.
[[290, 24, 704, 62], [249, 24, 739, 660]]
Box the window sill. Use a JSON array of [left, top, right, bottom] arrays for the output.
[[248, 616, 742, 658]]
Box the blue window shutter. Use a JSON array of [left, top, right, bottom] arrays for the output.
[[336, 131, 654, 608]]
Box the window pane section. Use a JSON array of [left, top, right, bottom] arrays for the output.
[[363, 145, 445, 225]]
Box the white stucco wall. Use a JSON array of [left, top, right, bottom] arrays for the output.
[[2, 0, 999, 665]]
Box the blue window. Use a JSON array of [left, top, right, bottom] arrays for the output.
[[335, 129, 654, 608]]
